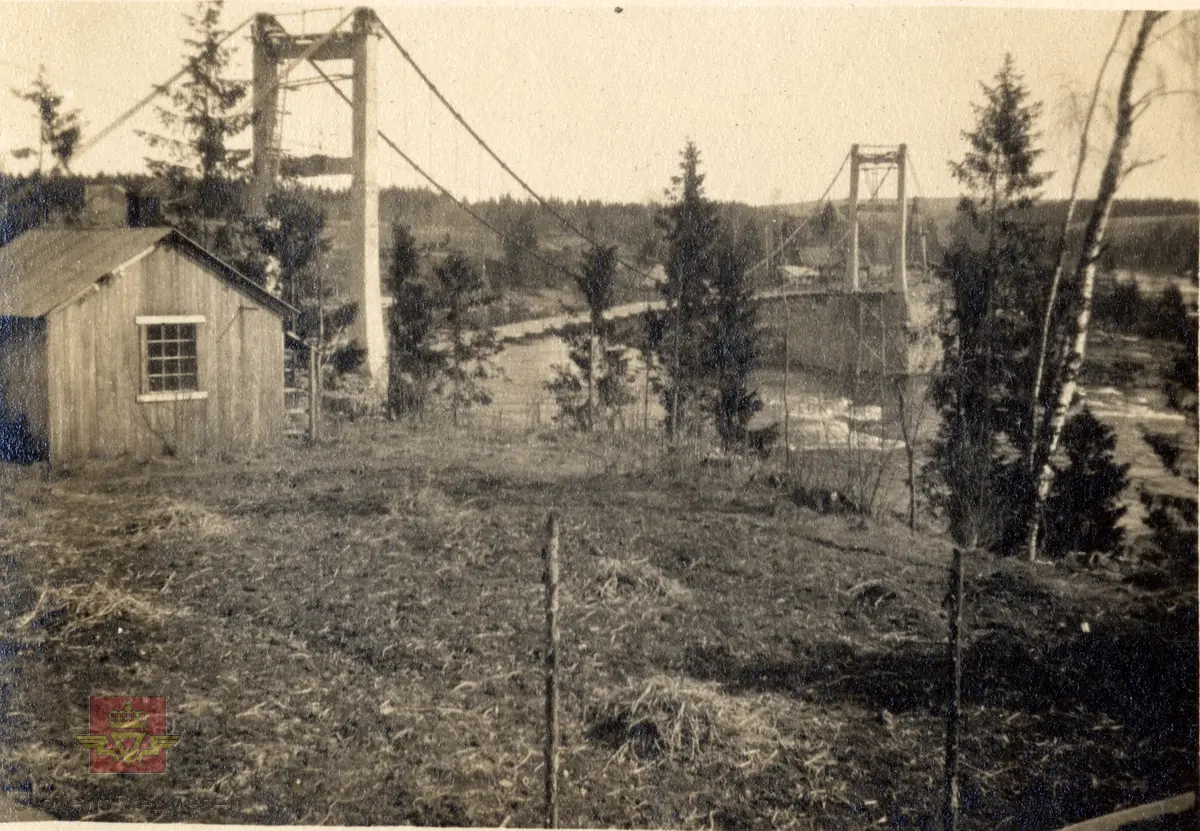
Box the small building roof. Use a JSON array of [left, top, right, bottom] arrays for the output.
[[0, 227, 295, 319], [777, 264, 819, 279], [794, 245, 839, 269]]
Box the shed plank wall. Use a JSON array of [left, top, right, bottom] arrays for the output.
[[0, 318, 49, 443], [46, 243, 285, 461]]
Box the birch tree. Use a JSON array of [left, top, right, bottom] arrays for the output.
[[1023, 11, 1171, 560]]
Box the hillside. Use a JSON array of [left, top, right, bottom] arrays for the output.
[[0, 425, 1194, 828]]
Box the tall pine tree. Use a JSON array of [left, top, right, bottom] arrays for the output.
[[548, 245, 633, 430], [435, 253, 502, 427], [142, 0, 257, 270], [707, 225, 763, 450], [930, 55, 1049, 553], [649, 141, 721, 439], [387, 224, 442, 420]]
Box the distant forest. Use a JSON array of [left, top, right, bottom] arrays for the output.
[[2, 175, 1196, 286]]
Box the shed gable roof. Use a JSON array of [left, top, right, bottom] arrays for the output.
[[795, 245, 837, 268], [0, 227, 294, 318]]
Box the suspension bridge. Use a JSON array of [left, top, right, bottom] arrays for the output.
[[12, 5, 940, 384]]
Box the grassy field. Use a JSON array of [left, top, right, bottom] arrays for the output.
[[0, 422, 1195, 829]]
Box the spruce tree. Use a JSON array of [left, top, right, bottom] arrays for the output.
[[934, 56, 1050, 831], [930, 55, 1049, 553], [253, 191, 327, 307], [11, 67, 83, 175], [1042, 408, 1130, 558], [707, 225, 763, 450], [142, 0, 256, 268], [387, 224, 442, 420], [434, 253, 502, 426], [649, 141, 721, 439], [548, 245, 632, 430]]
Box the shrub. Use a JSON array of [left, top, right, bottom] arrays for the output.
[[1040, 408, 1129, 558], [329, 344, 366, 374], [1140, 322, 1197, 574], [1093, 278, 1143, 332], [1140, 283, 1193, 343]]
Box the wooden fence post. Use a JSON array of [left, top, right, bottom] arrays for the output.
[[542, 511, 561, 829], [308, 343, 319, 444]]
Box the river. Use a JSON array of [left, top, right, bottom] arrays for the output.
[[478, 334, 903, 451]]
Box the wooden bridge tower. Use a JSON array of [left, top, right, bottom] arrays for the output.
[[846, 143, 908, 298], [250, 8, 386, 387]]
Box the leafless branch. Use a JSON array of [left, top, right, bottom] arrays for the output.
[[1119, 153, 1167, 183], [1147, 10, 1196, 49]]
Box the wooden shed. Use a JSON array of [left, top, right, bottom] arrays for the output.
[[0, 227, 294, 463]]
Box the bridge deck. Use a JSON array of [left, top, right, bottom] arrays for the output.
[[493, 287, 902, 343]]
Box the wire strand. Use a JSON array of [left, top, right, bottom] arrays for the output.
[[746, 149, 851, 274], [375, 17, 647, 278], [74, 14, 256, 160], [306, 60, 587, 289], [4, 14, 257, 229], [229, 9, 356, 124]]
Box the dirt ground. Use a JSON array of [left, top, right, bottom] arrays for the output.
[[0, 421, 1195, 829]]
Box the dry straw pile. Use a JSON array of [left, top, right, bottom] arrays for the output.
[[587, 675, 797, 773], [592, 556, 690, 604]]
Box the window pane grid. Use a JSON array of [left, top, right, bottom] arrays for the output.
[[144, 323, 198, 393]]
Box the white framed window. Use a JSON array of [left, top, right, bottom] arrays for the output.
[[136, 315, 208, 403]]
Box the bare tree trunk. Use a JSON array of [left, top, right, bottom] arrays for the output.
[[1027, 11, 1167, 559], [783, 291, 792, 470], [772, 214, 790, 469], [308, 344, 319, 444], [313, 263, 326, 443], [587, 318, 596, 433], [942, 544, 967, 831], [670, 266, 682, 443], [892, 376, 922, 532], [1023, 13, 1130, 560], [452, 321, 461, 429]]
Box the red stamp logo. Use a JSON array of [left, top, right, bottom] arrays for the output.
[[74, 697, 180, 774]]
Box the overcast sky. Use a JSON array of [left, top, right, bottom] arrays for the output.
[[1, 2, 1197, 206]]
